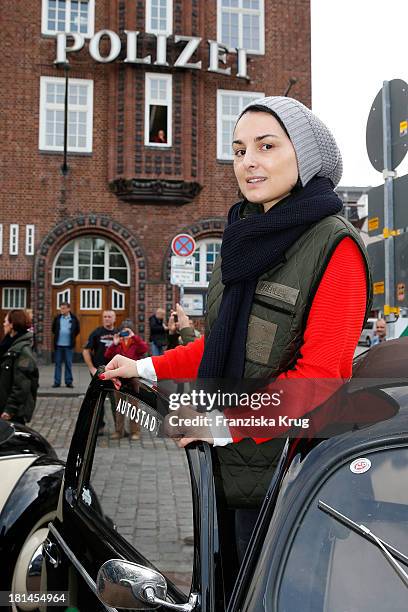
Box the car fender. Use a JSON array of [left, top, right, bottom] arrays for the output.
[[0, 455, 64, 552], [0, 454, 39, 515]]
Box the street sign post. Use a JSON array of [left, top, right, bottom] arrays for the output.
[[366, 79, 408, 335], [170, 234, 196, 301], [170, 256, 195, 285]]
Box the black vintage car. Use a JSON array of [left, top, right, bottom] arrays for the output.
[[41, 339, 408, 612], [0, 420, 64, 612]]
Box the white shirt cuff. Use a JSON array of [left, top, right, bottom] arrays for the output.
[[209, 409, 233, 447], [137, 357, 157, 382]]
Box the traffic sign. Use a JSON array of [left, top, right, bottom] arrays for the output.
[[367, 240, 385, 310], [367, 174, 408, 236], [171, 234, 196, 257], [366, 79, 408, 172], [170, 256, 195, 285]]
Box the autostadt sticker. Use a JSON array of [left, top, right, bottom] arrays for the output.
[[350, 458, 372, 474], [113, 392, 162, 435]]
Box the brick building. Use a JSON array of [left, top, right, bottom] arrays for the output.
[[0, 0, 311, 360]]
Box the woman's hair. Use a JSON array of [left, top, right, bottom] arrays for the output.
[[236, 104, 303, 194], [7, 309, 29, 333]]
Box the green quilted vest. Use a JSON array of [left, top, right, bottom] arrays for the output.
[[207, 213, 372, 509]]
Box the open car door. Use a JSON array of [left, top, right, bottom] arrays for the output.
[[42, 374, 219, 611]]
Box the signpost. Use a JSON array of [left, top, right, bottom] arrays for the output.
[[170, 234, 196, 302], [366, 79, 408, 337]]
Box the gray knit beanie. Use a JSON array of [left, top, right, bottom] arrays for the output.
[[237, 96, 343, 187]]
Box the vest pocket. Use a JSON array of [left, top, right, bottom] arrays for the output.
[[246, 315, 278, 365], [246, 296, 296, 367]]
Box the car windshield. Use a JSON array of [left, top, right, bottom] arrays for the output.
[[277, 447, 408, 612]]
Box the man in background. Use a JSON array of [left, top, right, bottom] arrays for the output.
[[149, 307, 167, 356], [82, 310, 118, 434], [52, 302, 80, 388], [371, 318, 387, 346]]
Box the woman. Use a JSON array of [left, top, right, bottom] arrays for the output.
[[101, 97, 371, 554], [0, 309, 39, 424], [104, 320, 148, 440]]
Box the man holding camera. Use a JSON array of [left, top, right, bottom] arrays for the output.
[[104, 320, 148, 440]]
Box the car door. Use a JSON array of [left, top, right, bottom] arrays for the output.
[[43, 374, 218, 611]]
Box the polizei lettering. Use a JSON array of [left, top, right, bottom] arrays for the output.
[[116, 397, 158, 432], [54, 31, 249, 80]]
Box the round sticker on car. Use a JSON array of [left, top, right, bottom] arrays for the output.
[[350, 458, 371, 474]]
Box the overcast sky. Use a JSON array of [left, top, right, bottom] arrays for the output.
[[311, 0, 408, 188]]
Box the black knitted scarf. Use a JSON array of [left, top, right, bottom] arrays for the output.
[[198, 177, 343, 379]]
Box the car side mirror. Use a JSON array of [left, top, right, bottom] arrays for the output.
[[97, 559, 199, 611], [96, 559, 166, 609]]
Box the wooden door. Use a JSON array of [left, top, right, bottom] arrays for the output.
[[52, 283, 130, 351]]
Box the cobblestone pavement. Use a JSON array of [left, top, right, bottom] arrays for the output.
[[31, 397, 194, 593]]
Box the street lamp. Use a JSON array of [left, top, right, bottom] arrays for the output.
[[55, 61, 70, 176], [284, 77, 298, 97]]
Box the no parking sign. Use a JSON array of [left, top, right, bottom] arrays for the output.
[[171, 234, 196, 257]]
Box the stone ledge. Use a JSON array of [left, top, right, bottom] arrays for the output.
[[109, 178, 203, 205]]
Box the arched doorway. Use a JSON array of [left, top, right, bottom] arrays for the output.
[[52, 235, 130, 349]]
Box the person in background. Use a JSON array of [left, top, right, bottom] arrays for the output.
[[0, 310, 39, 424], [371, 318, 387, 345], [149, 308, 168, 356], [82, 310, 118, 435], [166, 303, 201, 350], [153, 129, 167, 143], [104, 319, 148, 440], [52, 302, 80, 388]]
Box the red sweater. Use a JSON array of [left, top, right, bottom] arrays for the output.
[[105, 335, 148, 362], [152, 238, 368, 440]]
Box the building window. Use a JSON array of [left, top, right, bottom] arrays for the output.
[[80, 288, 102, 310], [0, 225, 3, 255], [146, 0, 173, 35], [53, 236, 130, 286], [217, 89, 264, 160], [9, 225, 19, 255], [41, 0, 95, 37], [112, 289, 125, 311], [57, 289, 71, 308], [39, 76, 94, 153], [2, 287, 27, 309], [145, 73, 172, 147], [190, 239, 222, 287], [217, 0, 265, 54], [25, 225, 35, 256]]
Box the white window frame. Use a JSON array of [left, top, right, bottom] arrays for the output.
[[216, 89, 264, 160], [9, 225, 19, 256], [217, 0, 265, 55], [56, 289, 71, 308], [145, 73, 172, 147], [2, 287, 27, 309], [52, 237, 130, 286], [146, 0, 173, 35], [80, 288, 102, 311], [189, 238, 222, 288], [25, 225, 35, 256], [112, 289, 126, 311], [0, 225, 3, 256], [41, 0, 95, 38], [39, 76, 94, 153]]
